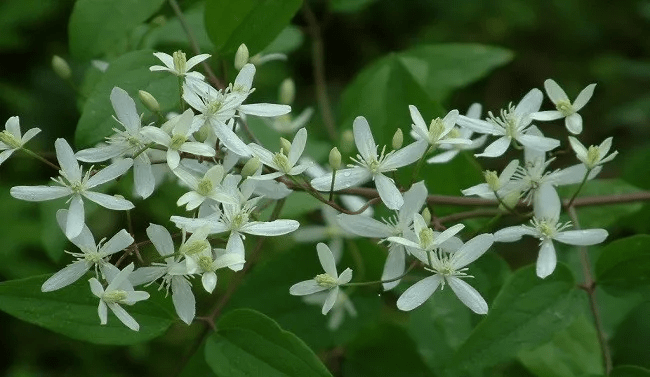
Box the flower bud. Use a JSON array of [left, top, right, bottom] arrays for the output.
[[341, 129, 355, 154], [234, 44, 249, 71], [484, 170, 500, 192], [392, 128, 403, 149], [241, 156, 261, 178], [193, 124, 211, 143], [280, 137, 292, 155], [279, 78, 295, 105], [500, 191, 520, 210], [421, 208, 431, 225], [329, 147, 341, 170], [138, 90, 160, 113], [52, 55, 71, 80]]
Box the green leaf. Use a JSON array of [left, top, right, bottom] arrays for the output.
[[610, 302, 650, 369], [0, 274, 174, 345], [204, 0, 302, 55], [69, 0, 165, 60], [595, 235, 650, 296], [75, 50, 178, 148], [204, 308, 332, 377], [343, 324, 434, 377], [611, 366, 650, 377], [149, 3, 213, 51], [338, 44, 513, 147], [262, 25, 304, 54], [450, 264, 582, 373], [518, 315, 603, 377], [330, 0, 378, 13]]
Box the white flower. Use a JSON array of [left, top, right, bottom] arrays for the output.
[[388, 214, 465, 254], [0, 116, 41, 165], [310, 116, 427, 210], [303, 290, 357, 330], [531, 79, 596, 134], [568, 136, 617, 170], [408, 106, 472, 149], [248, 128, 311, 180], [494, 184, 608, 278], [150, 50, 210, 81], [289, 243, 353, 315], [462, 159, 520, 199], [186, 246, 246, 293], [89, 263, 150, 331], [396, 233, 494, 314], [141, 109, 215, 170], [457, 89, 560, 157], [426, 103, 488, 164], [10, 139, 134, 239], [182, 64, 291, 157], [173, 164, 236, 210], [76, 87, 155, 198], [41, 209, 134, 292]]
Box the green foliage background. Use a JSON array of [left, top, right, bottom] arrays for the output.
[[0, 0, 649, 376]]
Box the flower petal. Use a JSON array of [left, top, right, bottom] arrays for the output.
[[530, 110, 563, 121], [55, 138, 81, 182], [317, 242, 337, 277], [396, 275, 443, 311], [238, 103, 291, 117], [290, 280, 327, 296], [213, 121, 251, 157], [310, 167, 371, 191], [494, 226, 536, 242], [544, 79, 569, 104], [565, 113, 583, 134], [108, 303, 139, 331], [515, 88, 543, 117], [86, 158, 133, 188], [202, 272, 217, 293], [382, 140, 428, 170], [133, 154, 155, 199], [110, 87, 140, 133], [382, 245, 405, 291], [66, 195, 85, 239], [374, 173, 403, 210], [555, 229, 608, 246], [42, 260, 90, 292], [337, 214, 393, 238], [353, 116, 377, 160], [10, 185, 71, 201], [288, 128, 307, 166], [536, 240, 557, 278], [475, 136, 510, 158], [101, 229, 134, 256], [451, 233, 494, 269], [447, 276, 488, 314], [322, 287, 339, 315], [572, 83, 596, 111], [83, 191, 134, 210], [241, 219, 299, 236], [517, 134, 560, 152], [172, 277, 196, 324]]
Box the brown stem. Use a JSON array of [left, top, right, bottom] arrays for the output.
[[566, 206, 612, 374], [167, 0, 224, 90], [302, 2, 337, 141]]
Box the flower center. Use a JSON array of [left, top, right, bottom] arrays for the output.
[[428, 118, 446, 142], [484, 170, 501, 191], [419, 227, 436, 250], [231, 212, 249, 230], [180, 239, 210, 256], [197, 178, 214, 196], [272, 150, 291, 173], [172, 51, 187, 75], [83, 250, 103, 263], [198, 255, 214, 272], [315, 273, 338, 288], [103, 290, 127, 303], [489, 104, 519, 138], [556, 100, 574, 116], [206, 100, 224, 115], [170, 134, 186, 150], [586, 145, 600, 167], [0, 131, 21, 149]]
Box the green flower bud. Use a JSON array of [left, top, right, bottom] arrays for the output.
[[234, 44, 249, 71], [138, 90, 160, 113], [52, 55, 71, 80], [392, 128, 404, 149], [241, 156, 261, 178], [193, 124, 211, 143], [279, 78, 295, 105], [421, 208, 431, 225], [329, 147, 342, 170], [341, 129, 355, 154]]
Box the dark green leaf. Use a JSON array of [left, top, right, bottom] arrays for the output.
[[595, 235, 650, 296], [610, 302, 650, 369], [262, 25, 304, 54], [204, 308, 331, 377], [69, 0, 165, 60], [611, 366, 650, 377], [0, 274, 174, 345], [450, 264, 582, 373], [149, 3, 213, 51], [204, 0, 302, 55], [330, 0, 378, 13], [75, 50, 178, 148]]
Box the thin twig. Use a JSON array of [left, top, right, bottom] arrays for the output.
[[302, 1, 337, 141], [167, 0, 224, 90]]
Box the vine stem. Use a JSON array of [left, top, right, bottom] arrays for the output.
[[566, 168, 592, 207], [21, 148, 60, 170], [567, 205, 612, 374]]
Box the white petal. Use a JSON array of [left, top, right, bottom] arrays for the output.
[[382, 245, 405, 291], [515, 88, 543, 117], [396, 275, 443, 311], [167, 149, 180, 170], [554, 229, 608, 245], [456, 115, 500, 135], [238, 103, 291, 117], [213, 121, 251, 157], [434, 223, 465, 247], [89, 277, 104, 297], [572, 83, 596, 111], [248, 143, 276, 167], [536, 240, 557, 278], [0, 149, 14, 165], [408, 105, 429, 139], [310, 167, 372, 191], [226, 232, 245, 271], [76, 144, 125, 162], [353, 116, 377, 160], [21, 127, 41, 144], [544, 79, 569, 104], [382, 140, 428, 170], [86, 159, 133, 188], [533, 183, 561, 220], [290, 280, 327, 295], [447, 277, 488, 314], [41, 260, 90, 292], [141, 126, 172, 146], [476, 136, 510, 158], [374, 173, 403, 210], [101, 229, 134, 256], [322, 287, 339, 315], [568, 136, 588, 161], [451, 233, 494, 269], [398, 181, 427, 225], [288, 128, 307, 166], [5, 116, 21, 137], [185, 54, 211, 71], [466, 103, 482, 119], [108, 303, 139, 331], [66, 195, 85, 239], [234, 63, 255, 89], [98, 300, 108, 325], [110, 87, 140, 133], [83, 191, 134, 210], [387, 236, 421, 249], [337, 214, 393, 238], [10, 185, 71, 201], [152, 52, 174, 69], [565, 113, 583, 134], [546, 164, 590, 186], [338, 267, 353, 286], [133, 155, 155, 198], [427, 150, 458, 164], [172, 277, 196, 324], [530, 110, 564, 121], [317, 243, 337, 277], [179, 142, 215, 157], [129, 266, 165, 286], [55, 138, 81, 182], [241, 219, 299, 236], [494, 226, 536, 242], [517, 134, 560, 152], [202, 272, 217, 293]]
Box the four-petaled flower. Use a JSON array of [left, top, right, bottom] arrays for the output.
[[568, 136, 617, 170], [0, 116, 41, 165], [248, 127, 312, 180], [531, 79, 596, 134], [150, 50, 210, 81]]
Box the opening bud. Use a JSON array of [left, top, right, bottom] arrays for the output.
[[138, 90, 160, 113], [392, 128, 404, 149], [234, 44, 249, 71], [241, 156, 261, 178], [52, 55, 71, 80], [421, 208, 432, 225], [280, 137, 292, 155], [279, 78, 295, 105], [341, 129, 355, 154], [329, 147, 342, 170]]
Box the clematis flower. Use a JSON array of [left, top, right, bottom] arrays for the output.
[[531, 79, 596, 134], [89, 263, 150, 331], [310, 116, 427, 210], [457, 89, 560, 158], [289, 243, 353, 315], [173, 164, 237, 210], [396, 233, 494, 314], [568, 136, 617, 170], [494, 183, 608, 278], [0, 116, 41, 165], [248, 127, 312, 180], [408, 106, 472, 150], [11, 139, 134, 239], [426, 103, 488, 164], [150, 50, 210, 81], [41, 209, 134, 292]]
